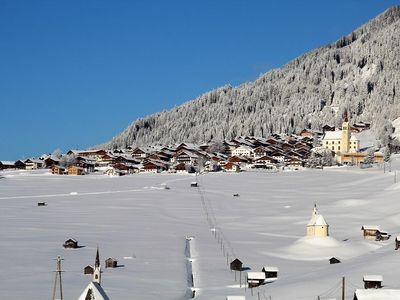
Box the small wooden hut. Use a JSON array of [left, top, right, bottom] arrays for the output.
[[329, 257, 341, 264], [363, 275, 383, 289], [261, 266, 278, 278], [84, 265, 94, 274], [395, 236, 400, 250], [361, 226, 379, 239], [246, 272, 265, 288], [230, 258, 243, 271], [105, 258, 118, 268], [63, 238, 78, 249]]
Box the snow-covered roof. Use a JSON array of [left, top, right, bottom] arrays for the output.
[[0, 161, 15, 165], [226, 296, 245, 300], [77, 282, 110, 300], [247, 272, 266, 280], [262, 266, 279, 272], [350, 134, 358, 141], [308, 214, 328, 226], [354, 289, 400, 300], [363, 275, 383, 282], [323, 131, 342, 140], [362, 225, 379, 230]]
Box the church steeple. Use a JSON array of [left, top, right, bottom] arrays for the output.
[[93, 247, 101, 285]]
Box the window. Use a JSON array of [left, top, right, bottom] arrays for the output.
[[338, 146, 340, 150], [332, 146, 334, 150], [338, 141, 340, 144]]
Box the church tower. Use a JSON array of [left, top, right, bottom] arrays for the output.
[[93, 247, 101, 285], [341, 110, 350, 153]]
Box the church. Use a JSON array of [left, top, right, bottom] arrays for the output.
[[307, 204, 329, 237], [77, 248, 110, 300], [322, 114, 383, 164]]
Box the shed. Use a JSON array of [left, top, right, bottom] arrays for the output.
[[84, 265, 94, 275], [261, 266, 279, 278], [68, 165, 85, 175], [52, 165, 66, 175], [105, 258, 118, 268], [190, 182, 198, 187], [329, 257, 341, 264], [361, 226, 379, 239], [230, 258, 243, 271], [37, 202, 47, 206], [63, 238, 78, 249], [375, 230, 391, 241], [363, 275, 383, 289], [395, 236, 400, 250], [246, 272, 266, 288]]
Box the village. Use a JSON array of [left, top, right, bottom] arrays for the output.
[[1, 117, 398, 300], [0, 118, 388, 176]]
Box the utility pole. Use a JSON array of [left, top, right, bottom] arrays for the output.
[[52, 256, 64, 300], [342, 276, 345, 300]]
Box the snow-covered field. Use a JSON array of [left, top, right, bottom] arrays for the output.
[[1, 159, 400, 299]]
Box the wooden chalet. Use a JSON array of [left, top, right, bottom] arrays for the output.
[[300, 129, 314, 138], [24, 158, 44, 170], [173, 150, 200, 165], [44, 156, 60, 168], [361, 225, 379, 239], [0, 161, 16, 170], [67, 149, 107, 157], [322, 125, 335, 132], [375, 230, 391, 241], [363, 275, 383, 289], [396, 236, 400, 250], [175, 162, 188, 173], [142, 160, 167, 173], [131, 147, 149, 160], [67, 165, 85, 175], [223, 162, 241, 172], [105, 258, 118, 268], [52, 165, 66, 175]]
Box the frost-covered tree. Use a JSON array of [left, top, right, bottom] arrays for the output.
[[364, 148, 376, 165]]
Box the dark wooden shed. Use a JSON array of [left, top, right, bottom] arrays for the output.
[[363, 275, 383, 289], [261, 266, 279, 278], [105, 257, 118, 268], [230, 258, 243, 271], [84, 265, 94, 274], [329, 257, 341, 264], [190, 182, 198, 187], [395, 236, 400, 250], [63, 238, 78, 249]]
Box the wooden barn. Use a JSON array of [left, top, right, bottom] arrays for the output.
[[246, 272, 265, 288], [329, 257, 341, 264], [361, 225, 379, 239], [363, 275, 383, 289], [261, 266, 278, 279], [63, 238, 79, 249], [84, 265, 94, 275], [230, 258, 243, 271], [52, 165, 66, 175], [105, 258, 118, 268], [376, 230, 391, 241], [67, 165, 85, 175]]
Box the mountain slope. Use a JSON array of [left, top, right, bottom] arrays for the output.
[[105, 6, 400, 149]]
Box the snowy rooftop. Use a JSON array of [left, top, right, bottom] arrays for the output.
[[354, 289, 400, 300], [363, 275, 383, 282]]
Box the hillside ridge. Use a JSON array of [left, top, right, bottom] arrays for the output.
[[102, 6, 400, 149]]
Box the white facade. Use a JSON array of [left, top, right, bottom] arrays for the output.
[[232, 146, 253, 157]]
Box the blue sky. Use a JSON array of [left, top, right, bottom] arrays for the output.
[[0, 0, 399, 160]]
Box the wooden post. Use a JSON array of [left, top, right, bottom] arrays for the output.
[[342, 276, 345, 300], [240, 271, 242, 288], [258, 291, 260, 300]]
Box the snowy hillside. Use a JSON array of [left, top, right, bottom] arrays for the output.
[[104, 6, 400, 149], [1, 158, 400, 299]]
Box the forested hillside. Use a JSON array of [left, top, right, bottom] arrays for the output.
[[104, 6, 400, 149]]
